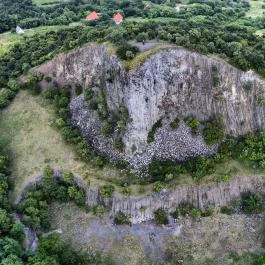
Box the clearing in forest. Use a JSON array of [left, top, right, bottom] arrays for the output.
[[246, 0, 264, 18]]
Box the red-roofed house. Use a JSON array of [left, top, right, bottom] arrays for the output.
[[113, 13, 123, 24], [86, 11, 99, 22]]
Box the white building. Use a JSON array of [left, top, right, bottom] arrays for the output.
[[16, 26, 25, 34]]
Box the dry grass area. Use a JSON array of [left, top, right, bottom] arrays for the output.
[[0, 91, 132, 199]]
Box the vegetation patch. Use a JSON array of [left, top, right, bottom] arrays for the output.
[[241, 193, 264, 214], [170, 117, 180, 129], [114, 211, 131, 225], [203, 116, 224, 145], [212, 65, 220, 87], [147, 118, 163, 143], [154, 208, 169, 225], [99, 185, 115, 198], [184, 117, 200, 135]]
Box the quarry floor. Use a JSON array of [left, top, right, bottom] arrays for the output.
[[49, 202, 265, 265]]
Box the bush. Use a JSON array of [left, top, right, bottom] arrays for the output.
[[185, 156, 215, 180], [84, 88, 94, 101], [114, 211, 130, 225], [147, 119, 163, 143], [0, 88, 15, 109], [184, 117, 200, 135], [75, 84, 83, 96], [203, 116, 224, 145], [191, 208, 201, 219], [242, 193, 264, 214], [93, 205, 106, 216], [243, 81, 253, 91], [43, 165, 53, 178], [153, 182, 164, 192], [44, 76, 52, 82], [170, 117, 180, 129], [99, 185, 115, 198], [101, 121, 114, 136], [62, 172, 74, 185], [114, 138, 124, 152], [148, 160, 185, 182], [201, 206, 214, 217], [220, 206, 232, 215], [116, 43, 139, 60], [212, 65, 220, 87], [154, 209, 169, 225]]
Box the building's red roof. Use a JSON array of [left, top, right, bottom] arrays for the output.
[[113, 13, 123, 23], [86, 11, 98, 21]]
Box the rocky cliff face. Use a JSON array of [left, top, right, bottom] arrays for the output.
[[98, 176, 265, 224], [35, 44, 265, 166]]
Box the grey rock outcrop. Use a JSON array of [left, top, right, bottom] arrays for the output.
[[91, 176, 265, 224], [35, 44, 265, 166]]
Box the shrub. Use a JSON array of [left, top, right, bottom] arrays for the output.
[[84, 88, 94, 101], [101, 121, 114, 136], [0, 88, 15, 109], [75, 140, 92, 161], [75, 84, 83, 96], [153, 182, 164, 192], [242, 193, 264, 214], [185, 156, 215, 180], [212, 65, 220, 87], [220, 206, 232, 215], [136, 32, 148, 42], [114, 211, 130, 225], [99, 185, 115, 198], [116, 43, 139, 60], [191, 208, 201, 219], [44, 76, 52, 82], [93, 205, 106, 216], [170, 117, 180, 129], [55, 118, 66, 128], [62, 172, 74, 185], [7, 78, 20, 92], [92, 156, 108, 168], [114, 138, 124, 152], [184, 117, 200, 135], [147, 119, 163, 143], [243, 81, 253, 91], [154, 209, 169, 225], [201, 206, 215, 217], [203, 116, 224, 145], [115, 160, 130, 170], [148, 160, 185, 182], [43, 165, 53, 178]]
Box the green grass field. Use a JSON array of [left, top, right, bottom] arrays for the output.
[[32, 0, 71, 6], [246, 0, 264, 18]]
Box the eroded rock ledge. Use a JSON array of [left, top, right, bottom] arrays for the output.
[[35, 44, 265, 166], [17, 172, 265, 224]]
